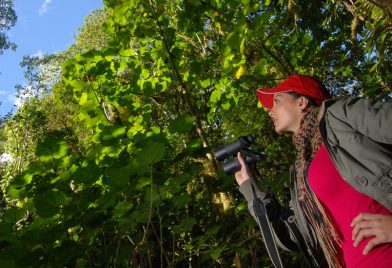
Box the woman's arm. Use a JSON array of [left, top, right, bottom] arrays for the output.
[[235, 152, 300, 252], [351, 213, 392, 255], [327, 97, 392, 144], [327, 97, 392, 253]]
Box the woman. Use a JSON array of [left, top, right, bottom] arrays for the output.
[[235, 74, 392, 268]]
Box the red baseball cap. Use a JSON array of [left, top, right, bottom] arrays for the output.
[[256, 74, 329, 110]]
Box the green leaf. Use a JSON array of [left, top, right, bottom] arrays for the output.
[[210, 247, 224, 261], [100, 125, 126, 142], [236, 203, 247, 212], [74, 161, 102, 184], [96, 193, 117, 210], [206, 225, 221, 236], [33, 190, 65, 218], [0, 222, 12, 240], [135, 177, 151, 191], [254, 58, 268, 75], [173, 193, 192, 209], [136, 141, 166, 166], [199, 78, 211, 88], [104, 164, 132, 188], [119, 48, 135, 57], [168, 113, 194, 134], [240, 37, 246, 54], [188, 138, 202, 149], [302, 33, 312, 45], [222, 101, 231, 110], [179, 217, 197, 233], [226, 32, 241, 49], [0, 258, 14, 268], [209, 88, 223, 103], [113, 201, 133, 218], [79, 92, 88, 105], [36, 134, 68, 162], [3, 207, 25, 223]]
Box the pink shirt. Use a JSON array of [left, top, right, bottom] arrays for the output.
[[308, 143, 392, 268]]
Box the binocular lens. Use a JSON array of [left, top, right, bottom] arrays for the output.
[[214, 136, 254, 160], [214, 140, 242, 160], [214, 135, 262, 175], [222, 158, 241, 175]]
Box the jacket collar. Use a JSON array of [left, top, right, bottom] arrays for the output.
[[317, 98, 340, 123]]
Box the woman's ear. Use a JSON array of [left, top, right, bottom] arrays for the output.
[[298, 96, 310, 112]]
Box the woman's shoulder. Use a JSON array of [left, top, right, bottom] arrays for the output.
[[319, 96, 388, 122]]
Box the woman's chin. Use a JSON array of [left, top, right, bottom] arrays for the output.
[[274, 125, 283, 134], [274, 124, 289, 134]]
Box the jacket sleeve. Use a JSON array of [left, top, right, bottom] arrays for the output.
[[238, 178, 300, 252], [327, 96, 392, 144]]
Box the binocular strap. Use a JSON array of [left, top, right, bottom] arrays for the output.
[[251, 184, 284, 268]]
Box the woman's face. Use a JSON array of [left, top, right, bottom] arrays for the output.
[[268, 92, 306, 134]]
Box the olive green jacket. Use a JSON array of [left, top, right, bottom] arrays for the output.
[[239, 96, 392, 267]]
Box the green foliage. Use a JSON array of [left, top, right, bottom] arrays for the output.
[[1, 0, 391, 267], [168, 113, 194, 134], [36, 134, 68, 163], [0, 0, 17, 55]]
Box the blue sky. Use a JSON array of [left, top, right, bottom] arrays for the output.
[[0, 0, 103, 116]]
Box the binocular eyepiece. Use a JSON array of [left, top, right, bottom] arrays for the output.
[[214, 135, 265, 175]]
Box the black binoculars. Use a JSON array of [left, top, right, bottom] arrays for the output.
[[214, 135, 265, 175]]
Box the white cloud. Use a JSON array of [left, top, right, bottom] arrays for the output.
[[38, 0, 52, 15], [0, 153, 13, 163], [32, 50, 43, 59], [0, 90, 6, 95], [6, 93, 18, 106], [9, 85, 40, 107], [13, 97, 22, 107], [16, 85, 32, 107]]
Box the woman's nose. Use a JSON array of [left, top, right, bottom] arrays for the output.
[[268, 109, 274, 117]]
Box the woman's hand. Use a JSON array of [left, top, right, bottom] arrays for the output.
[[351, 213, 392, 254], [234, 152, 251, 186]]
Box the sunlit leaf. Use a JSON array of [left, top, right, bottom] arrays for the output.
[[36, 134, 68, 162], [235, 65, 246, 79]]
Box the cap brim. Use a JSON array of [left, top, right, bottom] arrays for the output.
[[256, 88, 291, 110]]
